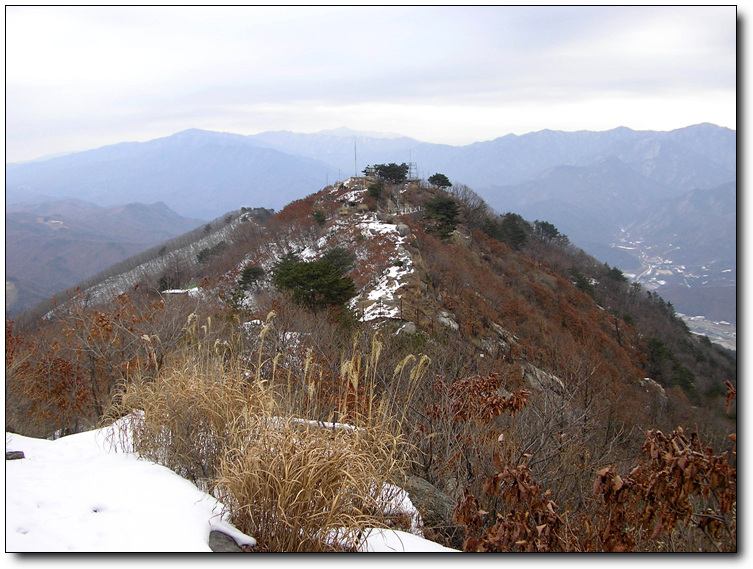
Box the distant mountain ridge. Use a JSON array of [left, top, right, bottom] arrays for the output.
[[5, 123, 735, 327], [5, 199, 204, 317], [6, 129, 339, 219], [244, 123, 734, 194], [7, 123, 734, 219]]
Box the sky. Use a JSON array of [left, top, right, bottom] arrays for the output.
[[4, 4, 738, 163]]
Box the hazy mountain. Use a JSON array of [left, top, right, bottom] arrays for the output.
[[602, 135, 734, 192], [626, 181, 736, 270], [6, 124, 735, 325], [6, 129, 339, 219], [488, 157, 677, 231], [617, 181, 737, 324], [249, 123, 735, 194], [465, 123, 735, 192], [248, 130, 424, 179], [664, 122, 737, 171], [5, 199, 204, 317], [8, 124, 734, 221]]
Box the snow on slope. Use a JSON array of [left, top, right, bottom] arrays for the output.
[[5, 419, 456, 553], [5, 422, 252, 552], [349, 213, 414, 321], [234, 179, 416, 321]]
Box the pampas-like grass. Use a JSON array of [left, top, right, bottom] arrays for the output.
[[215, 414, 401, 551], [106, 312, 421, 551]]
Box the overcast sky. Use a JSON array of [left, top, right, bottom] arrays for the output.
[[5, 5, 737, 163]]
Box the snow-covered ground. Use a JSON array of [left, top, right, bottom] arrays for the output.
[[5, 419, 457, 553], [678, 313, 737, 351], [349, 213, 414, 321]]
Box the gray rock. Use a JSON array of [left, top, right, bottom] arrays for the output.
[[402, 475, 455, 530], [396, 223, 411, 236], [521, 362, 565, 395], [436, 311, 459, 331], [640, 377, 668, 411], [209, 530, 243, 552], [490, 322, 518, 357], [398, 322, 417, 335], [6, 451, 25, 460]]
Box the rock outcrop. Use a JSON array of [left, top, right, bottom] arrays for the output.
[[209, 530, 244, 552]]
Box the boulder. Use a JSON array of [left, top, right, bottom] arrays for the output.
[[436, 311, 459, 331], [401, 475, 455, 531], [208, 531, 244, 552], [396, 223, 411, 237], [397, 321, 417, 335]]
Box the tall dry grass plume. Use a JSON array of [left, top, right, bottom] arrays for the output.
[[107, 311, 428, 551]]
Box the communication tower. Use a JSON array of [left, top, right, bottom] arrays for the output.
[[408, 161, 419, 182]]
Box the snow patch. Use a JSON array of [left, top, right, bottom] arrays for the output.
[[5, 417, 455, 552], [347, 214, 415, 322], [161, 288, 201, 297], [358, 529, 458, 553], [5, 421, 254, 552]]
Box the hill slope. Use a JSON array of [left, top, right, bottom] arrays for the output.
[[5, 200, 204, 317]]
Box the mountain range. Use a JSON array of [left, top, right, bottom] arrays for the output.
[[6, 129, 339, 218], [5, 123, 736, 330], [5, 200, 203, 316]]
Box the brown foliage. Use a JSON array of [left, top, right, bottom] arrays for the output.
[[6, 290, 200, 437], [450, 390, 566, 552], [593, 427, 736, 551], [427, 373, 529, 424], [6, 322, 91, 437], [455, 425, 736, 552], [454, 456, 564, 552]]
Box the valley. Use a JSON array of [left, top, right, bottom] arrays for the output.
[[677, 315, 736, 352], [5, 200, 205, 317], [611, 220, 736, 349]]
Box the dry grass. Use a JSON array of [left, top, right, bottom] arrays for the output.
[[106, 312, 424, 551], [215, 415, 402, 551]]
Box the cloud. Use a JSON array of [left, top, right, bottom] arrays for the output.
[[5, 5, 736, 162]]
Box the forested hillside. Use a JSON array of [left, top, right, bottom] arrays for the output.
[[5, 200, 205, 317], [6, 170, 736, 552]]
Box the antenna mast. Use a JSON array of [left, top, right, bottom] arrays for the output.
[[408, 148, 418, 181]]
